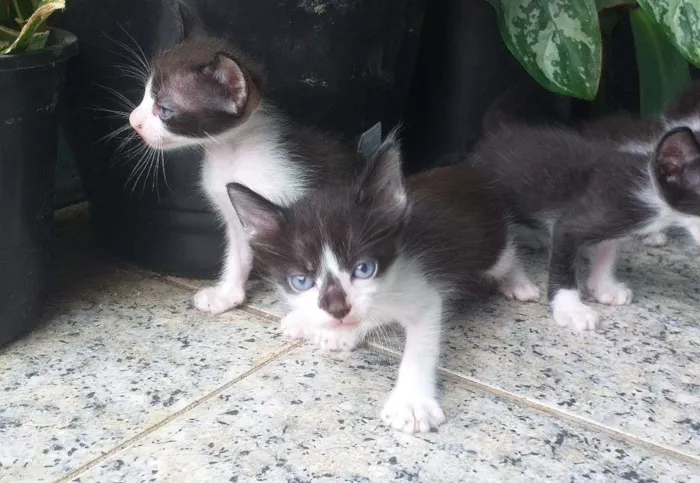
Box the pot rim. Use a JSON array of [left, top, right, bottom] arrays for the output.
[[0, 28, 79, 72]]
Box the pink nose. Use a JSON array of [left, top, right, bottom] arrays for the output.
[[129, 110, 143, 132]]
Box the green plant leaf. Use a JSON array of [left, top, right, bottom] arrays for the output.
[[630, 7, 691, 116], [636, 0, 700, 67], [492, 0, 603, 100], [3, 0, 65, 54]]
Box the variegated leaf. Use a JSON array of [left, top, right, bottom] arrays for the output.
[[493, 0, 602, 100], [637, 0, 700, 67]]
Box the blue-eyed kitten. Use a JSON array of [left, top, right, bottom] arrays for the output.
[[227, 130, 539, 433], [127, 3, 363, 314]]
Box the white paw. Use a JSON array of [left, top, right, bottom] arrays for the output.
[[642, 232, 667, 247], [500, 279, 540, 302], [193, 285, 245, 314], [551, 289, 599, 332], [381, 389, 445, 433], [280, 313, 312, 340], [588, 282, 633, 306], [312, 328, 363, 352]]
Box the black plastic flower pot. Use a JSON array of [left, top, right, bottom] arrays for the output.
[[0, 29, 79, 347], [55, 0, 426, 279]]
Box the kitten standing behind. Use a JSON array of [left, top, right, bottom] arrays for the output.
[[227, 130, 539, 433], [471, 122, 700, 331], [576, 81, 700, 247], [127, 5, 363, 313]]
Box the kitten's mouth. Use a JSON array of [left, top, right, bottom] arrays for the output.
[[329, 318, 359, 328]]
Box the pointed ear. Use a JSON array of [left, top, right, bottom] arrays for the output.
[[356, 127, 408, 215], [655, 127, 700, 186], [203, 53, 248, 114], [227, 183, 286, 238], [177, 0, 206, 39]]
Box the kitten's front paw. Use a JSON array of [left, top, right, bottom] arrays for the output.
[[194, 285, 245, 314], [500, 279, 540, 302], [642, 232, 667, 247], [380, 389, 446, 434], [588, 281, 633, 306], [312, 328, 363, 352], [551, 290, 598, 332], [280, 313, 312, 340]]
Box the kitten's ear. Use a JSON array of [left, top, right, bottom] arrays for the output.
[[227, 183, 286, 238], [177, 0, 206, 39], [655, 127, 700, 189], [357, 127, 408, 215], [203, 54, 248, 114]]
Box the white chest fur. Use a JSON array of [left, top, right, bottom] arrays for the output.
[[199, 122, 307, 224]]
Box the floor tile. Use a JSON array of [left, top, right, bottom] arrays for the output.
[[0, 250, 292, 482], [372, 234, 700, 458], [69, 347, 697, 483]]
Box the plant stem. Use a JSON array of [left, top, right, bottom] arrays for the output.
[[12, 0, 25, 23]]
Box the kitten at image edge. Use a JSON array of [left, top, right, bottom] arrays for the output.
[[469, 121, 700, 332]]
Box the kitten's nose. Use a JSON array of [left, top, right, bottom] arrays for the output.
[[129, 110, 143, 132], [329, 304, 351, 320], [319, 281, 351, 320]]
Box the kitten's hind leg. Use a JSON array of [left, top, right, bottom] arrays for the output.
[[487, 240, 540, 302], [585, 240, 633, 306], [381, 291, 445, 433], [549, 221, 599, 331]]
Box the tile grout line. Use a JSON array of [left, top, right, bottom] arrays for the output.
[[54, 341, 303, 483], [370, 343, 700, 469], [56, 256, 700, 469]]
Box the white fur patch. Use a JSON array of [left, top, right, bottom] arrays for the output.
[[551, 289, 599, 332], [486, 238, 540, 302], [320, 245, 343, 280], [585, 241, 633, 306], [635, 178, 700, 242]]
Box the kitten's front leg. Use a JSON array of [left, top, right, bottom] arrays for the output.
[[548, 223, 599, 331], [585, 240, 633, 305], [194, 222, 252, 314], [381, 296, 445, 433]]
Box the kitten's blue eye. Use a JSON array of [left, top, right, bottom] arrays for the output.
[[156, 104, 174, 120], [353, 260, 378, 279], [288, 274, 315, 292]]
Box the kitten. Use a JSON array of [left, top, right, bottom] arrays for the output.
[[227, 130, 539, 433], [471, 122, 700, 332], [128, 5, 363, 313], [575, 81, 700, 247]]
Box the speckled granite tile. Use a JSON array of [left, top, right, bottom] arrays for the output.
[[70, 348, 696, 483], [0, 250, 292, 482], [371, 233, 700, 457]]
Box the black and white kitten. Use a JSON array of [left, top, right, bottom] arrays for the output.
[[128, 6, 363, 313], [471, 122, 700, 332], [576, 81, 700, 247], [227, 131, 538, 433]]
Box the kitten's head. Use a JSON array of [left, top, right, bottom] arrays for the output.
[[228, 132, 409, 332], [653, 126, 700, 215], [129, 4, 264, 150]]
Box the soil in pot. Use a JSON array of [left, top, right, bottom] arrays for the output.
[[0, 29, 79, 346]]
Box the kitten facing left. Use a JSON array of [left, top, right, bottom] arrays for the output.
[[227, 130, 539, 433]]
